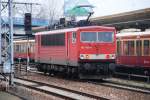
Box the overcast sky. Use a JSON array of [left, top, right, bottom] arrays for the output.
[[88, 0, 150, 17], [12, 0, 150, 18]]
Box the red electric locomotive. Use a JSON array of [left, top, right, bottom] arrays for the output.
[[14, 40, 35, 62], [116, 30, 150, 76], [35, 26, 116, 79]]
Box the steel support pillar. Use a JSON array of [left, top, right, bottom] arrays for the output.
[[0, 0, 14, 85]]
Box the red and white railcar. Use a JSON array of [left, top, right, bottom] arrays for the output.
[[35, 26, 116, 79], [116, 30, 150, 75], [14, 39, 35, 62]]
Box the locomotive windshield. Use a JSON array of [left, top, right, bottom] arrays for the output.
[[81, 32, 97, 42], [98, 32, 113, 42], [81, 32, 114, 43]]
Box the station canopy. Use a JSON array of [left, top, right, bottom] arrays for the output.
[[90, 8, 150, 31]]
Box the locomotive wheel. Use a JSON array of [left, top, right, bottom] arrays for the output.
[[43, 64, 47, 75], [109, 63, 116, 75]]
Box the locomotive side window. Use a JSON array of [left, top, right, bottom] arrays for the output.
[[143, 40, 150, 55], [98, 32, 113, 42], [41, 33, 65, 46], [136, 40, 142, 56], [72, 32, 76, 43]]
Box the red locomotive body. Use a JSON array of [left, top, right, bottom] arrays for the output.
[[116, 31, 150, 75], [14, 40, 35, 62], [35, 26, 116, 79]]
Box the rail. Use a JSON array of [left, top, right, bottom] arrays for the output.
[[14, 77, 108, 100], [88, 78, 150, 94]]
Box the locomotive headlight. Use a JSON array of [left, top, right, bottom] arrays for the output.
[[106, 54, 110, 59], [111, 54, 115, 59], [80, 54, 90, 59], [80, 54, 84, 59], [85, 55, 90, 59]]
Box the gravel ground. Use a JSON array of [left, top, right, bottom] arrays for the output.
[[0, 81, 64, 100], [16, 72, 150, 100], [8, 86, 64, 100]]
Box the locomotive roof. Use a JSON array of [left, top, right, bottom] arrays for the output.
[[117, 31, 150, 37], [35, 26, 115, 35]]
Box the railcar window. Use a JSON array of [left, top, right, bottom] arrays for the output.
[[14, 44, 15, 52], [98, 32, 113, 42], [81, 32, 97, 42], [23, 43, 26, 53], [30, 43, 34, 53], [16, 44, 20, 52], [123, 41, 135, 56], [41, 33, 65, 46], [136, 40, 142, 56], [128, 41, 135, 55], [143, 40, 150, 55], [123, 41, 128, 55], [117, 41, 121, 55], [20, 44, 23, 53]]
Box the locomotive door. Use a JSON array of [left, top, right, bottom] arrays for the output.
[[67, 32, 70, 61], [67, 32, 77, 66]]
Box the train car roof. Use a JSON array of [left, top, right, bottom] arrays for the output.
[[13, 39, 35, 43], [117, 31, 150, 37], [35, 26, 115, 35]]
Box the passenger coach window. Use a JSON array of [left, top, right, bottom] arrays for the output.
[[144, 40, 150, 55], [136, 40, 142, 56], [117, 41, 121, 55], [123, 41, 135, 56], [81, 32, 97, 42], [98, 32, 113, 42], [16, 44, 20, 52], [41, 33, 65, 46]]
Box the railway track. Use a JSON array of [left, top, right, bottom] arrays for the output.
[[15, 64, 150, 95], [29, 69, 150, 94], [14, 77, 108, 100], [88, 79, 150, 94]]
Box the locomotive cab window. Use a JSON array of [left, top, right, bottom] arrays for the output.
[[72, 32, 76, 43], [81, 32, 114, 43], [81, 32, 97, 42], [98, 32, 114, 42]]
